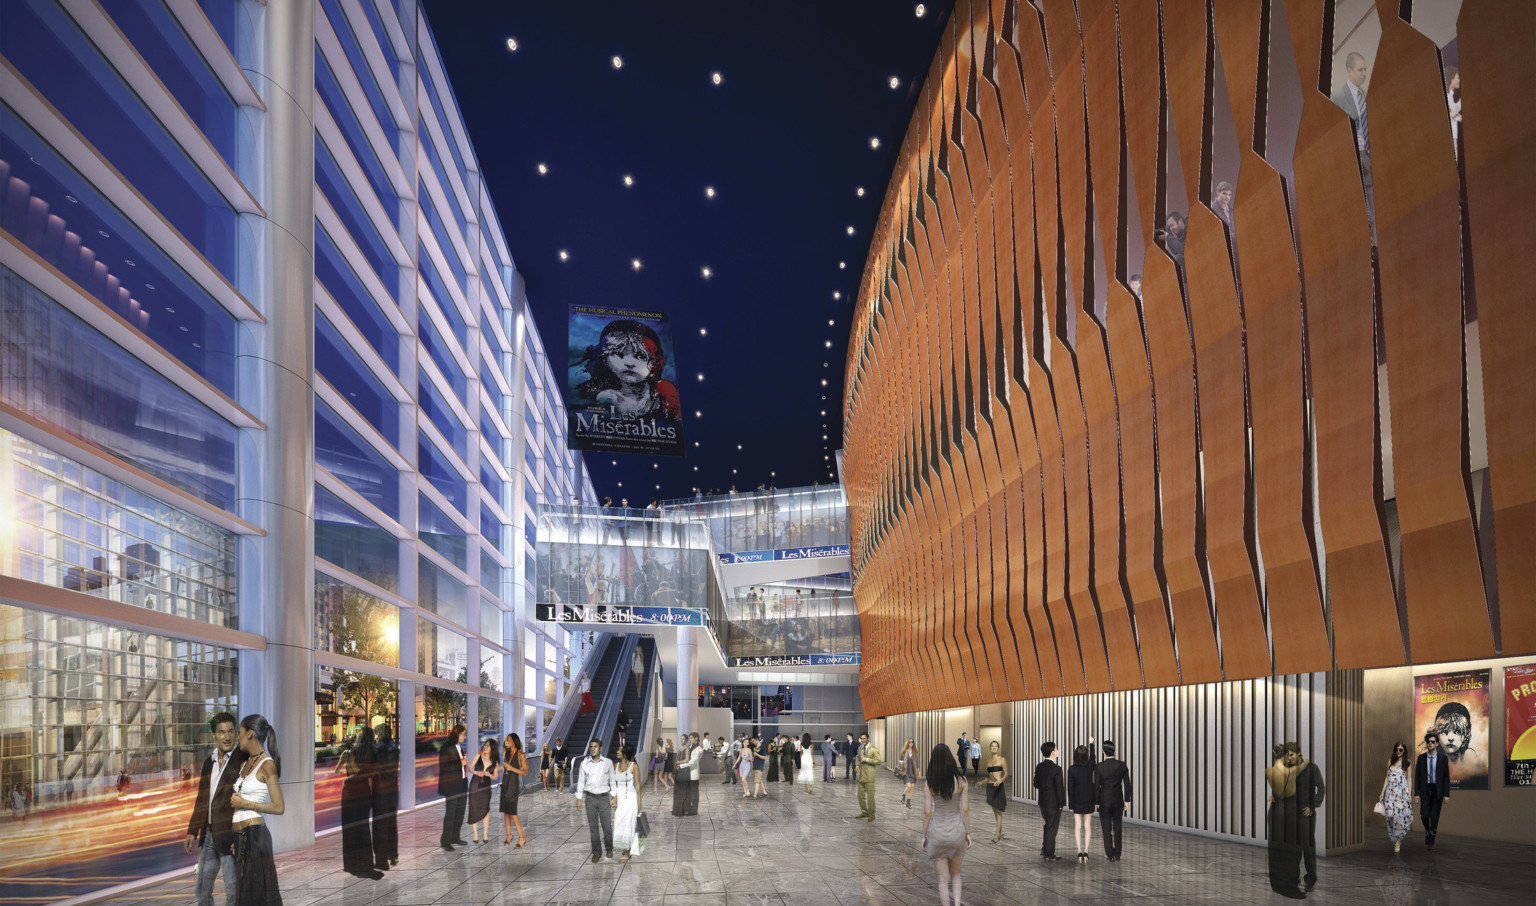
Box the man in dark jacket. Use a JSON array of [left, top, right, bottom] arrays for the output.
[[184, 711, 246, 906], [821, 735, 838, 783], [1092, 740, 1132, 862], [552, 737, 570, 792], [843, 733, 859, 779], [438, 724, 468, 851], [1033, 741, 1066, 861], [372, 725, 401, 870], [1289, 742, 1326, 892], [1414, 731, 1452, 848]]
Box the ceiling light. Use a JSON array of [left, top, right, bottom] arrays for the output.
[[618, 482, 623, 487], [825, 340, 833, 348], [623, 174, 634, 187], [653, 463, 659, 469], [694, 441, 700, 447], [888, 76, 900, 90], [612, 55, 624, 69], [694, 466, 699, 471], [537, 163, 548, 175], [699, 327, 707, 336], [558, 249, 569, 261], [823, 435, 828, 440], [833, 291, 842, 300], [839, 261, 847, 269], [828, 319, 835, 326], [612, 460, 617, 465], [695, 410, 702, 417], [916, 4, 928, 17], [846, 226, 855, 235], [701, 266, 712, 278], [821, 410, 826, 416], [631, 258, 643, 270], [697, 373, 705, 381], [737, 444, 743, 450], [821, 379, 828, 386], [856, 187, 865, 197], [705, 185, 717, 198], [869, 137, 881, 150], [505, 37, 518, 51], [711, 71, 723, 85]]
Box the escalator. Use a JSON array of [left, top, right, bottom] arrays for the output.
[[563, 634, 629, 752]]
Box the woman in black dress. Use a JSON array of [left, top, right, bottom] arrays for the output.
[[337, 726, 380, 878], [661, 738, 676, 792], [778, 734, 795, 783], [765, 736, 780, 783], [1066, 743, 1097, 863], [501, 732, 528, 847], [466, 738, 500, 843], [983, 740, 1009, 843]]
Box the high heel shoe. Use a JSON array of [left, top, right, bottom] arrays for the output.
[[504, 835, 511, 845], [515, 838, 526, 849]]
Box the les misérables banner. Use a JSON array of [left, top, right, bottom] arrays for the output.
[[1413, 669, 1491, 791], [566, 305, 686, 457], [1505, 663, 1536, 787]]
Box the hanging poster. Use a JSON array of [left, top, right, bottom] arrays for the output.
[[1413, 668, 1491, 790], [1504, 663, 1536, 787], [567, 305, 686, 457]]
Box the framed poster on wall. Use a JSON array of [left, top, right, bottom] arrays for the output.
[[1505, 663, 1536, 787], [1414, 669, 1491, 790]]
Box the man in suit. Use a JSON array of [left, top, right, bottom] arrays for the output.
[[956, 733, 971, 777], [1033, 741, 1066, 861], [1092, 739, 1132, 862], [438, 724, 468, 851], [1414, 731, 1452, 848], [853, 732, 883, 821], [184, 711, 246, 906], [371, 725, 400, 870], [844, 733, 859, 779], [1290, 742, 1326, 892], [821, 735, 837, 783], [1330, 51, 1375, 235]]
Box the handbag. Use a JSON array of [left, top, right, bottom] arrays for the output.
[[636, 811, 650, 839], [1372, 800, 1386, 816]]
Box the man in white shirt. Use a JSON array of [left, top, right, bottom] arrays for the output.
[[185, 711, 245, 906], [575, 739, 616, 862], [723, 735, 743, 785]]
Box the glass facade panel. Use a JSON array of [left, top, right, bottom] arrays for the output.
[[413, 683, 465, 803], [416, 617, 466, 682], [420, 195, 467, 301], [417, 554, 467, 627], [480, 549, 504, 604], [479, 647, 503, 691], [417, 492, 467, 571], [417, 435, 467, 517], [314, 571, 399, 668], [313, 45, 398, 224], [316, 223, 399, 375], [0, 106, 239, 394], [417, 371, 468, 460], [0, 604, 237, 902], [313, 665, 399, 832], [480, 597, 503, 645], [316, 310, 399, 444], [317, 0, 400, 154], [1, 0, 239, 280], [314, 483, 398, 591], [2, 429, 238, 627], [315, 397, 399, 519], [0, 268, 238, 510], [476, 694, 501, 741], [315, 135, 396, 298]]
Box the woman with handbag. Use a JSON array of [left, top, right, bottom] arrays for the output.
[[897, 738, 919, 808], [1376, 741, 1414, 852], [611, 745, 644, 860]]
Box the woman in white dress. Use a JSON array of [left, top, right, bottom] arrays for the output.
[[796, 733, 816, 794], [611, 745, 644, 860]]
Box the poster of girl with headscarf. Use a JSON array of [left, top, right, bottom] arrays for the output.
[[567, 305, 686, 457], [1414, 669, 1490, 790]]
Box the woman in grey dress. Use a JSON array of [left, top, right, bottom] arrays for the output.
[[921, 744, 970, 906]]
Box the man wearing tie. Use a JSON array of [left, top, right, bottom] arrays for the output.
[[821, 735, 837, 783], [575, 739, 616, 862], [1414, 731, 1452, 848], [184, 711, 246, 906], [1033, 742, 1066, 862], [437, 724, 468, 851], [1092, 740, 1131, 862], [1330, 51, 1374, 234]]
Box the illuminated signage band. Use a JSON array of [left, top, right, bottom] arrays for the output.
[[727, 653, 861, 668], [536, 603, 706, 626], [717, 544, 850, 565]]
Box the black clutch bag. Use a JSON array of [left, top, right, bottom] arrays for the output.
[[636, 811, 650, 839]]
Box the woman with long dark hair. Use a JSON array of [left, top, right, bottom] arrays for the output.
[[983, 740, 1009, 843], [1067, 744, 1097, 862], [501, 733, 528, 848], [778, 733, 795, 784], [1376, 741, 1414, 852], [466, 738, 500, 843], [797, 733, 817, 794], [920, 744, 969, 906], [229, 714, 284, 905], [337, 726, 381, 878]]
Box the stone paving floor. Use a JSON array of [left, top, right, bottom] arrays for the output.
[[104, 771, 1529, 905]]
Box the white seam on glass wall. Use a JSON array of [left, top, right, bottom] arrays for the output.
[[315, 377, 411, 469], [314, 285, 411, 400], [161, 0, 263, 107], [317, 464, 409, 539], [335, 0, 409, 126], [0, 65, 262, 320], [314, 102, 410, 261], [314, 191, 410, 333], [315, 8, 409, 197]]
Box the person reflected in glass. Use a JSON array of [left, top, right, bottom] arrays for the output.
[[501, 733, 527, 847], [1377, 741, 1413, 853], [229, 714, 284, 906], [921, 744, 970, 906], [371, 725, 399, 871], [337, 726, 380, 878], [466, 738, 500, 843]]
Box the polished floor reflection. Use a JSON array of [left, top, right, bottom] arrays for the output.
[[103, 772, 1529, 905]]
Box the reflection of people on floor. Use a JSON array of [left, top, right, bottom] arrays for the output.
[[337, 726, 381, 878], [1265, 743, 1304, 898], [1331, 51, 1375, 239], [371, 725, 399, 870]]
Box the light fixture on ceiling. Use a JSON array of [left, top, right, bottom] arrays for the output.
[[558, 249, 569, 261], [537, 162, 548, 175], [888, 76, 900, 90], [705, 186, 716, 198], [699, 327, 707, 336], [833, 291, 842, 300], [869, 137, 881, 150], [846, 226, 855, 235], [916, 4, 928, 17], [839, 261, 846, 269], [697, 373, 705, 381], [825, 340, 833, 348], [856, 187, 865, 197], [821, 379, 828, 386], [701, 266, 712, 278], [695, 410, 702, 418], [505, 37, 518, 51], [737, 444, 742, 450], [611, 55, 624, 69], [828, 319, 835, 326], [711, 71, 723, 85], [631, 258, 643, 270], [623, 174, 634, 187]]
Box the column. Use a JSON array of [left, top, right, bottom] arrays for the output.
[[676, 627, 699, 735], [237, 0, 316, 853]]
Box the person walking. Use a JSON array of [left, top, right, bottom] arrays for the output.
[[896, 738, 920, 809], [539, 744, 554, 793], [611, 745, 644, 861], [1377, 741, 1414, 852], [983, 740, 1008, 842], [578, 672, 596, 714], [1414, 732, 1451, 849], [955, 733, 971, 778], [1033, 742, 1066, 862], [501, 733, 528, 848], [551, 738, 569, 793], [1067, 743, 1097, 863], [371, 726, 400, 871], [920, 744, 970, 906], [1265, 743, 1304, 897], [466, 738, 500, 844], [574, 739, 615, 862], [185, 711, 246, 906], [797, 733, 817, 794], [1092, 739, 1131, 862], [679, 732, 704, 815], [437, 725, 469, 851], [821, 735, 838, 784], [749, 736, 768, 799], [735, 735, 753, 793], [228, 714, 285, 906], [969, 736, 982, 778], [853, 732, 883, 821], [337, 727, 381, 877]]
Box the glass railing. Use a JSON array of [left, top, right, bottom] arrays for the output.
[[656, 485, 850, 555]]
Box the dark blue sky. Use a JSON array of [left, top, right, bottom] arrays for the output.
[[422, 1, 953, 499]]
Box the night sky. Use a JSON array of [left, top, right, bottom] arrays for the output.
[[421, 1, 954, 501]]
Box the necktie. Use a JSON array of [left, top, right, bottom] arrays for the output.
[[1355, 89, 1370, 151]]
